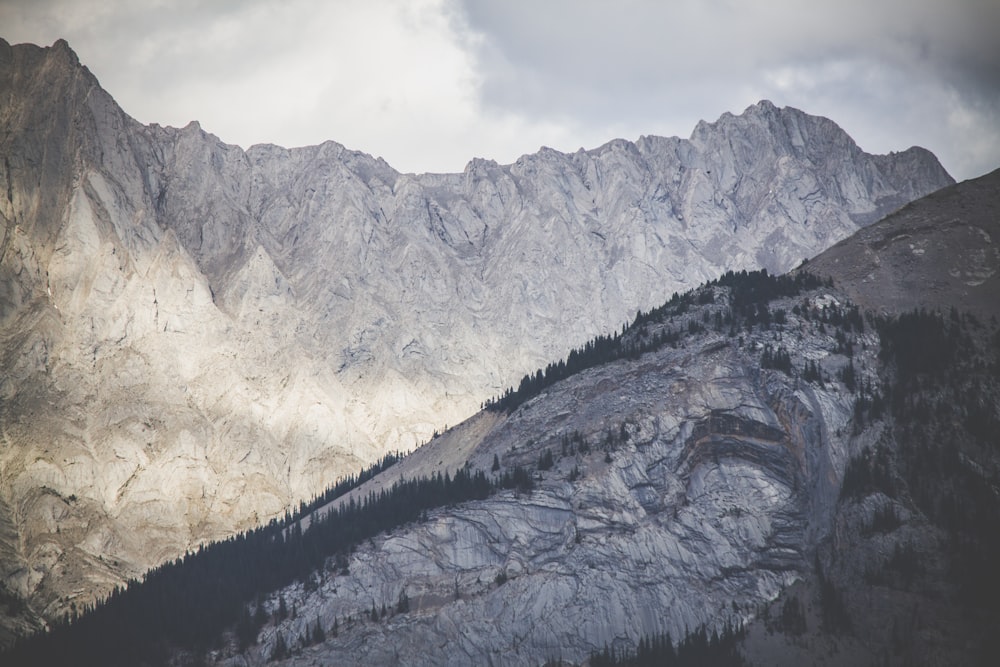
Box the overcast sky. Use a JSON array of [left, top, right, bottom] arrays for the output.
[[3, 0, 998, 180]]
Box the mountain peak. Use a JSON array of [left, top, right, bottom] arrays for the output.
[[692, 99, 802, 136], [42, 38, 82, 68], [752, 98, 779, 111], [51, 38, 74, 54]]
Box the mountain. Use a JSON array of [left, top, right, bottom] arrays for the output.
[[0, 37, 954, 636], [9, 222, 997, 665], [135, 175, 993, 666]]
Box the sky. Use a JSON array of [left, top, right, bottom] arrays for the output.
[[2, 0, 998, 180]]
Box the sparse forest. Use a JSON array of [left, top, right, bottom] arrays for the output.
[[831, 306, 1000, 662], [2, 460, 529, 666], [487, 269, 828, 413], [585, 624, 745, 667]]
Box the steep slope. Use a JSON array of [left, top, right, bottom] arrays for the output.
[[209, 175, 999, 666], [0, 37, 953, 633], [219, 275, 996, 665], [2, 272, 863, 666], [802, 167, 1000, 319], [260, 296, 856, 667], [7, 162, 998, 662]]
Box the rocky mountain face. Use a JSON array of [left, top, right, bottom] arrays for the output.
[[199, 174, 998, 667], [221, 280, 861, 666], [0, 37, 953, 635], [214, 172, 1000, 665]]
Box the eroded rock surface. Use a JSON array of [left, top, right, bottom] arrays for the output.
[[0, 38, 952, 631]]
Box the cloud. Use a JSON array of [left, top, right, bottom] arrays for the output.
[[1, 0, 998, 178], [2, 0, 491, 171], [458, 0, 1000, 179]]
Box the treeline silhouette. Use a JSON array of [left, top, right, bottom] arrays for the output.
[[582, 624, 745, 667], [714, 266, 827, 310], [487, 269, 826, 413], [289, 451, 401, 523], [3, 461, 535, 666]]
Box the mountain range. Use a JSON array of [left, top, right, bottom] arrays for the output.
[[0, 36, 977, 663], [6, 169, 998, 666]]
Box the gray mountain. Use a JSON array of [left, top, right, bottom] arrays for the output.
[[802, 166, 1000, 319], [0, 37, 952, 637], [211, 171, 999, 666]]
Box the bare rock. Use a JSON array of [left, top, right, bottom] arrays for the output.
[[0, 39, 953, 633]]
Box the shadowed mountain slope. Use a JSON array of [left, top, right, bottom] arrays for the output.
[[803, 167, 1000, 320]]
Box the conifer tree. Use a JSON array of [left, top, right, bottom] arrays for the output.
[[271, 633, 287, 661], [397, 590, 410, 614]]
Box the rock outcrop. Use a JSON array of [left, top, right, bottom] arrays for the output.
[[220, 184, 1000, 662], [0, 37, 953, 632]]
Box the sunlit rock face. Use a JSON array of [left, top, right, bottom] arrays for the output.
[[0, 38, 952, 631]]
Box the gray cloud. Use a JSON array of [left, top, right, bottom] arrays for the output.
[[459, 0, 1000, 179], [1, 0, 997, 179]]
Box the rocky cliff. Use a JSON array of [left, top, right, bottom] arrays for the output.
[[0, 37, 953, 633], [221, 281, 860, 666], [217, 193, 1000, 665]]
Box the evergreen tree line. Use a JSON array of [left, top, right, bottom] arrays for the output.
[[878, 310, 1000, 614], [712, 268, 827, 311], [582, 623, 745, 667], [3, 462, 536, 666], [815, 556, 853, 635], [792, 299, 865, 333], [261, 603, 340, 661], [752, 295, 867, 391], [485, 326, 689, 414], [877, 309, 960, 385], [759, 344, 793, 374], [488, 270, 827, 414], [289, 451, 402, 524], [840, 444, 895, 500]]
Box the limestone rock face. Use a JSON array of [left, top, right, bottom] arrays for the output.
[[0, 38, 953, 631], [222, 284, 864, 667]]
